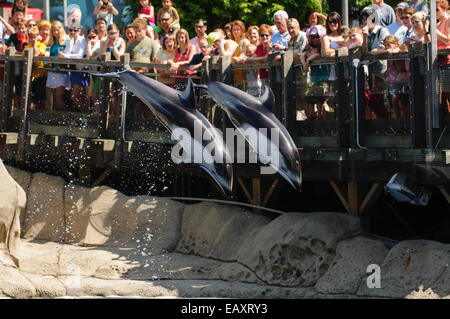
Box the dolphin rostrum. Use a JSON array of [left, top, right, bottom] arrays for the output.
[[96, 71, 233, 197], [199, 82, 302, 191]]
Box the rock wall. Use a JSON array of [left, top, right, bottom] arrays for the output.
[[0, 164, 449, 299], [0, 160, 26, 266]]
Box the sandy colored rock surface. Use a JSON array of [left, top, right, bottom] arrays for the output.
[[22, 173, 65, 242], [0, 166, 449, 299]]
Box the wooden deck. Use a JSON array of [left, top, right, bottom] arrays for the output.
[[0, 45, 449, 216]]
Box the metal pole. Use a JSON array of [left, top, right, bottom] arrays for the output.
[[43, 0, 50, 21], [429, 0, 439, 136], [63, 0, 68, 26], [341, 0, 349, 26]]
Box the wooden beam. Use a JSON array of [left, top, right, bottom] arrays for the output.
[[252, 178, 261, 206], [360, 183, 383, 214], [348, 181, 359, 216], [438, 186, 450, 205], [330, 181, 350, 213], [237, 177, 252, 202], [91, 166, 114, 187], [263, 179, 279, 206]]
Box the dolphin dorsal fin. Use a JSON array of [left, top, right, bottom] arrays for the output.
[[258, 85, 275, 112], [179, 77, 196, 109]]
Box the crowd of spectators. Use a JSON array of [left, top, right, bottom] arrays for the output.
[[0, 0, 449, 119]]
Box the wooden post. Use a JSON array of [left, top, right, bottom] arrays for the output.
[[1, 47, 15, 132], [98, 52, 111, 137], [16, 48, 33, 161], [281, 50, 296, 135], [114, 53, 130, 168], [218, 56, 232, 134], [409, 44, 426, 148], [335, 49, 351, 148], [268, 52, 282, 120]]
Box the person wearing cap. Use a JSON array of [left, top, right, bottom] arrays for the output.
[[59, 22, 89, 113], [387, 3, 409, 44], [370, 0, 396, 27], [207, 30, 238, 57], [407, 0, 429, 16]]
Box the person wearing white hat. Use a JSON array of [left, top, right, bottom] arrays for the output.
[[387, 3, 409, 43]]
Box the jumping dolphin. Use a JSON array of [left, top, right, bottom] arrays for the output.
[[95, 71, 233, 197], [199, 82, 302, 191]]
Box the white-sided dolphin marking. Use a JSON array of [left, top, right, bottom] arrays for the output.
[[199, 82, 302, 191], [95, 71, 233, 197]]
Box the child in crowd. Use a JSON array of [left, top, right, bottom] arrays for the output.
[[24, 26, 46, 110], [85, 28, 101, 111], [8, 19, 28, 109], [339, 25, 350, 42], [243, 43, 263, 97], [300, 27, 321, 73], [188, 37, 210, 74], [382, 35, 410, 119], [156, 0, 180, 31], [138, 0, 156, 39], [94, 0, 118, 26]]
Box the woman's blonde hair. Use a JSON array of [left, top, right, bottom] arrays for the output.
[[49, 21, 66, 46], [175, 28, 190, 44]]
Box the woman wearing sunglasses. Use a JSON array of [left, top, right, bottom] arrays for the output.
[[238, 24, 272, 92], [99, 24, 125, 116], [59, 23, 89, 113]]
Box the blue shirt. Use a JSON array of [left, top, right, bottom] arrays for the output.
[[387, 22, 408, 44], [270, 31, 290, 51]]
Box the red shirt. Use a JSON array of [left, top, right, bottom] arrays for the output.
[[255, 43, 269, 79]]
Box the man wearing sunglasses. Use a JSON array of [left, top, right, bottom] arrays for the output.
[[153, 11, 176, 44], [190, 19, 207, 53], [387, 3, 409, 44]]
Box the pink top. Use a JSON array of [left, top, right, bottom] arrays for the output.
[[438, 17, 450, 66], [139, 6, 155, 24], [385, 60, 410, 84]]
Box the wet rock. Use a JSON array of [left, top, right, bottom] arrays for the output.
[[63, 185, 137, 246], [357, 240, 450, 298], [0, 160, 25, 266], [21, 273, 66, 298], [0, 264, 35, 298], [238, 213, 364, 287], [315, 236, 389, 294], [22, 173, 65, 242], [131, 195, 185, 255], [176, 202, 271, 260]]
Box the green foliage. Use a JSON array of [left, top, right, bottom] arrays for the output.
[[122, 0, 427, 36], [123, 0, 327, 35]]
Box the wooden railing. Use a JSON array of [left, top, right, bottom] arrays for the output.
[[0, 44, 449, 167]]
